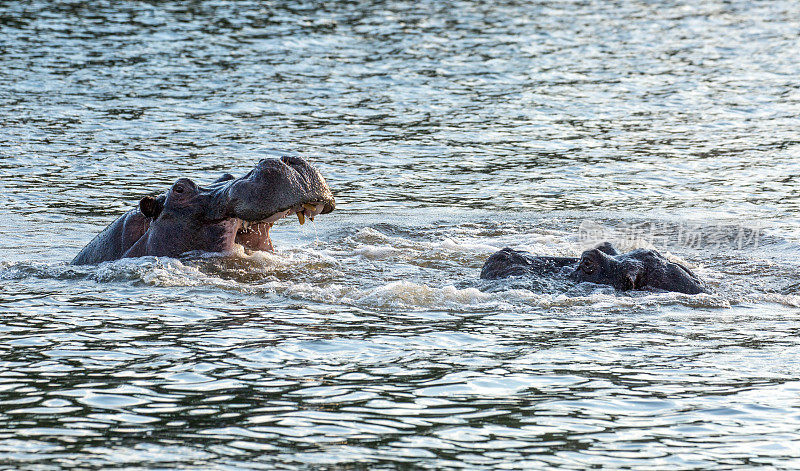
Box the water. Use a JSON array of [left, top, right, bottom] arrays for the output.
[[2, 0, 800, 468]]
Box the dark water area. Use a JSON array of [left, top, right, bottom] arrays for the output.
[[2, 0, 800, 469]]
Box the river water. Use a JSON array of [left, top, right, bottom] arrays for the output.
[[2, 1, 800, 469]]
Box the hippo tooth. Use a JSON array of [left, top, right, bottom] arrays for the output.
[[303, 203, 318, 221], [297, 211, 305, 225]]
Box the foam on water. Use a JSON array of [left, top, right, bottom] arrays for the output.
[[3, 0, 800, 467], [5, 221, 795, 313]]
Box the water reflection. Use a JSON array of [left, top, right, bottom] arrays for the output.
[[2, 274, 799, 468], [3, 0, 800, 468]]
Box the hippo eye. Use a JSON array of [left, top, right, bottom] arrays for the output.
[[173, 184, 185, 194], [581, 259, 596, 274]]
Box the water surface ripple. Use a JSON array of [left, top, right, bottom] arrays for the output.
[[2, 1, 800, 469]]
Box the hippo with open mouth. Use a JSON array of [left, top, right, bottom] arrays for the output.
[[72, 157, 334, 265], [481, 242, 706, 294]]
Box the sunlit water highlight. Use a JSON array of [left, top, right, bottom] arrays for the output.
[[2, 1, 800, 469]]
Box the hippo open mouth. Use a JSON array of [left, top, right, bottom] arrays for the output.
[[233, 201, 330, 253], [72, 156, 335, 265]]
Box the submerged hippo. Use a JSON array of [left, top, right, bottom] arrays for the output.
[[480, 242, 706, 294], [72, 157, 334, 265]]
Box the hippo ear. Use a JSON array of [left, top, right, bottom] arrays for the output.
[[139, 196, 163, 219], [595, 242, 619, 256], [213, 173, 235, 184]]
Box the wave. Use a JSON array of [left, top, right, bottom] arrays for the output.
[[4, 222, 799, 312]]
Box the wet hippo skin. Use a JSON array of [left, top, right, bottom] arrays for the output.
[[72, 157, 334, 265], [481, 242, 706, 294]]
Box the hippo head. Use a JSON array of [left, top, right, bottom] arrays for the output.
[[569, 243, 706, 294], [122, 156, 335, 259], [570, 246, 644, 291]]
